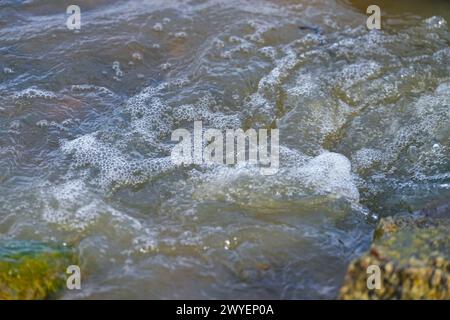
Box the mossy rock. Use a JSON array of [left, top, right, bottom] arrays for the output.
[[0, 240, 78, 300], [339, 214, 450, 299]]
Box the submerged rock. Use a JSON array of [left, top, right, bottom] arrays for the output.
[[0, 241, 77, 300], [339, 212, 450, 299]]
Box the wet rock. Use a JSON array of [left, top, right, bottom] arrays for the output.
[[339, 213, 450, 299], [0, 241, 77, 300]]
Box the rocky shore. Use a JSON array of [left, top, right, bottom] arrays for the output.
[[0, 241, 77, 300], [339, 201, 450, 299]]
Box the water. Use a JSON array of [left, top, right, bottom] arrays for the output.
[[0, 0, 449, 299]]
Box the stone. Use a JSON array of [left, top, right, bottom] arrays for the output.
[[0, 240, 77, 300], [339, 213, 450, 299]]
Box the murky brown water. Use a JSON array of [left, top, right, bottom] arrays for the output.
[[0, 0, 449, 299]]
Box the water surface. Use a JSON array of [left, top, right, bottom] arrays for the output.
[[0, 0, 449, 299]]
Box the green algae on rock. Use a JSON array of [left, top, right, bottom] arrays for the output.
[[0, 241, 77, 300], [339, 214, 450, 299]]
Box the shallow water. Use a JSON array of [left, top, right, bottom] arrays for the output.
[[0, 0, 449, 299]]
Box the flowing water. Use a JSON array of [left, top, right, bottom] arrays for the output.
[[0, 0, 449, 299]]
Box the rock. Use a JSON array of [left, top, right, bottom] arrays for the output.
[[339, 214, 450, 299], [0, 241, 77, 300]]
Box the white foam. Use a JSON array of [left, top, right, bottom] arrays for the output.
[[190, 150, 359, 206], [352, 148, 383, 171], [41, 180, 99, 231], [423, 16, 447, 29], [152, 22, 163, 32], [299, 152, 359, 201], [61, 133, 173, 189], [13, 88, 57, 100]]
